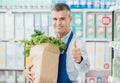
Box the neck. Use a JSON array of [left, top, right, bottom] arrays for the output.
[[57, 30, 70, 39]]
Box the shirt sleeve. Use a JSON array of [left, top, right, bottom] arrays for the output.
[[74, 39, 90, 72]]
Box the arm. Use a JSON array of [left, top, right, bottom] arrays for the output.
[[71, 39, 90, 72]]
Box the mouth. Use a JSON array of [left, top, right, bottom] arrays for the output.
[[56, 26, 63, 28]]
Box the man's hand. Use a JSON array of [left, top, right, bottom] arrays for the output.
[[24, 64, 35, 83], [71, 39, 82, 63]]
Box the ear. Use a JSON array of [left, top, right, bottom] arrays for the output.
[[69, 15, 72, 23]]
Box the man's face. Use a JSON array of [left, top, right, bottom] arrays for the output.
[[51, 10, 72, 34]]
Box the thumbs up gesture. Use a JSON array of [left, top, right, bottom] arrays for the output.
[[71, 39, 82, 63]]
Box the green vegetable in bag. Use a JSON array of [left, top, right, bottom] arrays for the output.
[[21, 29, 66, 57]]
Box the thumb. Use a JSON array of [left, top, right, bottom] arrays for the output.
[[26, 64, 33, 70], [73, 39, 77, 48]]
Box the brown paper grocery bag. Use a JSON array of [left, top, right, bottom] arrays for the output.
[[30, 43, 60, 83]]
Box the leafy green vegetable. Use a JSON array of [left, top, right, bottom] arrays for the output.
[[21, 29, 66, 57]]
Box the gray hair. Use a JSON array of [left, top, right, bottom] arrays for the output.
[[51, 3, 71, 15]]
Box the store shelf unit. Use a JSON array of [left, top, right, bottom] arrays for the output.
[[0, 70, 25, 83], [0, 8, 114, 83], [0, 40, 25, 83], [84, 10, 113, 83], [107, 10, 120, 83]]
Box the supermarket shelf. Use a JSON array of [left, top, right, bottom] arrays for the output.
[[0, 8, 51, 13], [86, 70, 111, 77], [0, 68, 24, 71], [0, 39, 112, 43], [0, 39, 22, 42], [72, 9, 112, 12], [85, 38, 111, 42], [0, 8, 112, 13]]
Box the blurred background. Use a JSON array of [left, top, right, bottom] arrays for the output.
[[0, 0, 120, 83]]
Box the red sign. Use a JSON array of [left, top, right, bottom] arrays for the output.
[[104, 63, 110, 69], [102, 16, 111, 26]]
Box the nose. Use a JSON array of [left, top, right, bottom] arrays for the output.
[[56, 19, 62, 25]]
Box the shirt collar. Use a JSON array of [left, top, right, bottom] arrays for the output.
[[61, 31, 71, 44]]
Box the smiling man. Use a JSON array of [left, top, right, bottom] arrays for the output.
[[24, 3, 90, 83]]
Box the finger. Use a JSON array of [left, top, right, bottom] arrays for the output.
[[26, 72, 34, 83], [71, 50, 81, 56], [26, 77, 33, 83], [72, 52, 81, 56], [73, 58, 80, 62], [24, 69, 34, 81], [24, 68, 33, 75], [73, 57, 81, 62], [73, 39, 77, 48], [27, 73, 34, 81], [26, 64, 33, 69], [28, 80, 33, 83], [72, 48, 80, 53], [72, 55, 81, 60], [72, 54, 80, 58]]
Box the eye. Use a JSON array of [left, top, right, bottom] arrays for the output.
[[61, 17, 65, 20], [53, 18, 57, 21]]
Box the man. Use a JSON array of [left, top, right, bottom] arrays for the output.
[[24, 3, 90, 83]]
